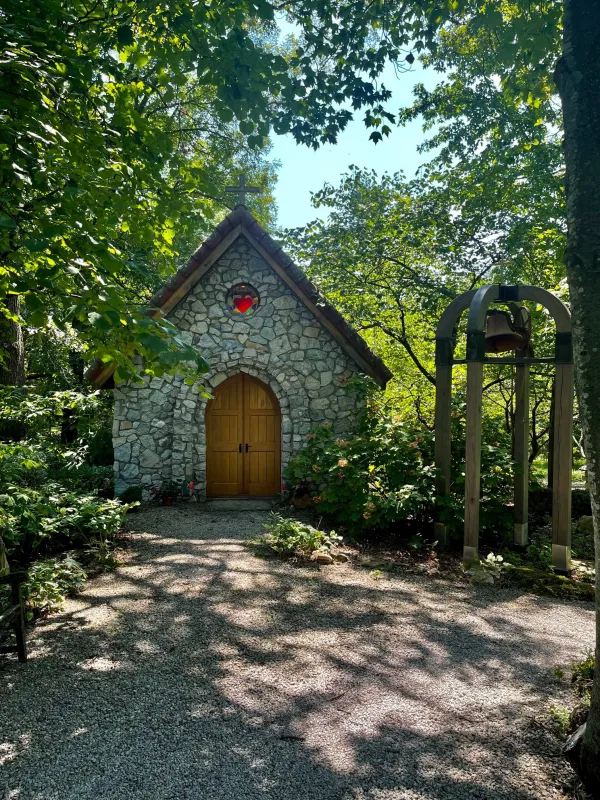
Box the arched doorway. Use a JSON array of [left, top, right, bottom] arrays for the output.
[[206, 373, 281, 496]]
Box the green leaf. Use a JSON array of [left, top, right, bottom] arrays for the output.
[[117, 26, 134, 47]]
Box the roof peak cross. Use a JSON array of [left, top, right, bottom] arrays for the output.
[[225, 174, 260, 206]]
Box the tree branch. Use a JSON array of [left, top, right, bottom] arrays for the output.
[[360, 311, 436, 386]]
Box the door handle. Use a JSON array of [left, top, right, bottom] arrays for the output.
[[238, 443, 242, 453], [245, 443, 250, 452]]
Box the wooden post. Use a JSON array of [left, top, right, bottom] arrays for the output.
[[513, 363, 530, 546], [464, 360, 484, 563], [547, 378, 555, 488], [434, 363, 453, 546], [551, 363, 573, 572], [11, 577, 26, 663], [434, 289, 478, 546]]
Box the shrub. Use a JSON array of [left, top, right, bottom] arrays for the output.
[[247, 513, 342, 557], [0, 485, 131, 565], [284, 410, 515, 539], [23, 556, 87, 617], [0, 437, 128, 566], [49, 464, 114, 498], [119, 485, 144, 504], [0, 556, 88, 619], [0, 442, 46, 487], [0, 390, 125, 614], [285, 417, 436, 535]]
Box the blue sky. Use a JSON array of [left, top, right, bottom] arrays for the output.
[[269, 61, 439, 230]]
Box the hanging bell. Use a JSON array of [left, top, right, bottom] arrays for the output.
[[485, 309, 526, 353]]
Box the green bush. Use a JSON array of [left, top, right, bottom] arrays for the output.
[[0, 442, 46, 487], [284, 409, 515, 539], [0, 390, 126, 615], [119, 485, 144, 503], [0, 438, 128, 567], [247, 513, 342, 557], [23, 556, 88, 617], [49, 464, 114, 498], [0, 555, 88, 618], [285, 418, 435, 534], [86, 425, 114, 466], [1, 485, 131, 565]]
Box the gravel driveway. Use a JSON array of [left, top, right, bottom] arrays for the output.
[[1, 507, 595, 800]]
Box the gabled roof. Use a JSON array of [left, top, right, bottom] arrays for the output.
[[86, 206, 393, 388]]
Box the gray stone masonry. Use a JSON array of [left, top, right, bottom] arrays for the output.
[[113, 237, 363, 497]]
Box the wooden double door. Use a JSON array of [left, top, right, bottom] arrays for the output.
[[206, 374, 281, 496]]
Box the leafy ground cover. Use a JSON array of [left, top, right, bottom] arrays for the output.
[[0, 390, 131, 617], [245, 512, 346, 563]]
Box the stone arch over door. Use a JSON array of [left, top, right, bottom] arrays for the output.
[[205, 373, 281, 496], [171, 362, 305, 497]]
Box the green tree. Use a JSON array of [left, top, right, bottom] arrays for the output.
[[1, 0, 402, 385], [284, 167, 560, 455], [285, 2, 600, 782], [554, 1, 600, 781], [394, 2, 600, 781], [1, 0, 289, 385], [2, 0, 599, 782]]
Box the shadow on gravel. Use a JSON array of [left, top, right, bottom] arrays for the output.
[[1, 506, 594, 800]]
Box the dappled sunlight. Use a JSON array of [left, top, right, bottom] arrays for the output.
[[133, 639, 162, 655], [77, 655, 122, 672], [0, 733, 30, 767], [84, 581, 152, 600], [1, 507, 595, 799]]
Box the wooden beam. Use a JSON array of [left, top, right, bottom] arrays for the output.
[[551, 363, 573, 572], [433, 288, 477, 547], [434, 363, 453, 546], [435, 290, 477, 339], [464, 360, 484, 563], [548, 378, 555, 488], [513, 363, 530, 546]]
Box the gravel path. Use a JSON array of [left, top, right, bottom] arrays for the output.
[[1, 507, 595, 800]]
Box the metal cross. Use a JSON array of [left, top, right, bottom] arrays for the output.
[[225, 174, 260, 206]]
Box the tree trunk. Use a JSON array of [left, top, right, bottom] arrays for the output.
[[0, 294, 26, 442], [0, 294, 26, 562], [555, 0, 600, 790], [0, 294, 25, 387], [0, 539, 8, 576]]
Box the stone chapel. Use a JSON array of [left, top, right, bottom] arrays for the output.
[[87, 205, 392, 498]]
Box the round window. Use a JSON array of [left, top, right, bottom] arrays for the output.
[[226, 283, 260, 317]]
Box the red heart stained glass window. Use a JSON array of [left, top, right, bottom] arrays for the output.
[[233, 296, 253, 314], [226, 283, 260, 317]]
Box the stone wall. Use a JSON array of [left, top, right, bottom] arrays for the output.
[[113, 236, 364, 497]]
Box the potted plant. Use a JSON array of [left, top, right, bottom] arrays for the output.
[[150, 481, 180, 506]]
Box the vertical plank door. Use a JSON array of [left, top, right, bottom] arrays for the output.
[[206, 374, 244, 496], [243, 375, 281, 496]]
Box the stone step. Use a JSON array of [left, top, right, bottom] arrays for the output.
[[204, 498, 278, 512]]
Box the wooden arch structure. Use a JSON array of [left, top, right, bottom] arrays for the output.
[[434, 284, 574, 573]]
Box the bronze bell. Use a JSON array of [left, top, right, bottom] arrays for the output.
[[485, 309, 526, 353]]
